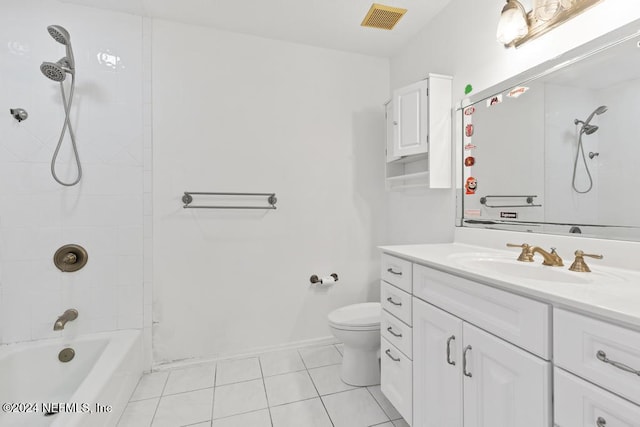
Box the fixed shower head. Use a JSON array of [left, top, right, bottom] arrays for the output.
[[40, 58, 73, 82], [47, 25, 70, 45], [584, 105, 608, 126], [45, 25, 75, 69]]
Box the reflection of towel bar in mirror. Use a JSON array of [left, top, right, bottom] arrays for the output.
[[182, 192, 277, 209], [479, 195, 541, 208]]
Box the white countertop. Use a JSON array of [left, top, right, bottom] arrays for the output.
[[379, 242, 640, 331]]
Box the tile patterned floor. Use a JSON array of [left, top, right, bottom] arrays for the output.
[[117, 343, 409, 427]]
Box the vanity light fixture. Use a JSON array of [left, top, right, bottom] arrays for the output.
[[496, 0, 528, 46], [497, 0, 603, 48]]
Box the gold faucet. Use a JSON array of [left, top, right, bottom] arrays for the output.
[[53, 309, 78, 331], [506, 243, 563, 266], [569, 250, 603, 272], [530, 247, 564, 266]]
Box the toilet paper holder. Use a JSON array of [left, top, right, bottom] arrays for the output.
[[310, 273, 339, 284]]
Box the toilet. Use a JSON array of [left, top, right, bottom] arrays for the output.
[[328, 302, 381, 386]]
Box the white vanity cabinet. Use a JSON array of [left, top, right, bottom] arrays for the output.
[[380, 247, 640, 427], [385, 74, 452, 190], [412, 274, 551, 427], [553, 308, 640, 427], [380, 254, 413, 425]]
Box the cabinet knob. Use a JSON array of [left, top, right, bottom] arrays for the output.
[[596, 417, 606, 427], [393, 121, 398, 125]]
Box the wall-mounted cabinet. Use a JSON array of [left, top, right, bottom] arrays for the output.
[[385, 74, 452, 190]]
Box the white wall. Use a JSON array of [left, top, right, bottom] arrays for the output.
[[152, 20, 389, 363], [388, 0, 640, 243], [0, 0, 149, 362]]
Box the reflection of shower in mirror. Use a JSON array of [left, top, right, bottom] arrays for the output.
[[571, 105, 607, 194]]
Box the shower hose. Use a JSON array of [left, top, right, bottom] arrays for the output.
[[51, 73, 82, 186], [571, 129, 592, 194]]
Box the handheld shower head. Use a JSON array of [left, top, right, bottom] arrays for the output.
[[40, 58, 73, 82], [47, 25, 70, 45], [46, 25, 74, 69], [584, 105, 608, 126]]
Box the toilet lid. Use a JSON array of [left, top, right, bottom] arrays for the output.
[[328, 303, 381, 328]]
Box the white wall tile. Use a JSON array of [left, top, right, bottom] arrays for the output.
[[0, 0, 146, 346]]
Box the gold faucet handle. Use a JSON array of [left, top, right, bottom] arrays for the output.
[[569, 250, 603, 272], [506, 243, 534, 262], [548, 247, 564, 267]]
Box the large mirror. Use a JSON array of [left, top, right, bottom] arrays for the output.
[[457, 20, 640, 241]]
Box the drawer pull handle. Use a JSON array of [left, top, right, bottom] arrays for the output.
[[596, 417, 606, 427], [446, 335, 456, 366], [596, 350, 640, 376], [386, 297, 402, 306], [387, 268, 403, 275], [387, 327, 402, 338], [385, 349, 401, 362], [463, 345, 472, 378]]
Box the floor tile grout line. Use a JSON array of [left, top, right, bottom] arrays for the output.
[[210, 364, 217, 426], [148, 369, 170, 425], [257, 357, 275, 427], [301, 357, 335, 427], [364, 386, 393, 423]]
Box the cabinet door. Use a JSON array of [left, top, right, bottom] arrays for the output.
[[385, 101, 400, 162], [381, 337, 413, 425], [554, 367, 640, 427], [413, 298, 463, 427], [392, 79, 428, 157], [463, 323, 551, 427]]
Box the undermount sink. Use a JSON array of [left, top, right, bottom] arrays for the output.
[[447, 253, 626, 285]]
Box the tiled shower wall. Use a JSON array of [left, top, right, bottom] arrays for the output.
[[0, 0, 151, 367]]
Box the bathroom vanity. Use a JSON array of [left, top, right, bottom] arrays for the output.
[[379, 230, 640, 427]]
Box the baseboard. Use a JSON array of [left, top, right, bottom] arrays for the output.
[[152, 335, 340, 372]]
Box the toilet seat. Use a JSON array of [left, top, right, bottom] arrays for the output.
[[328, 302, 381, 331]]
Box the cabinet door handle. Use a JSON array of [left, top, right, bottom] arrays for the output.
[[596, 416, 607, 427], [387, 326, 402, 338], [386, 297, 402, 306], [387, 268, 402, 275], [385, 349, 401, 362], [463, 345, 472, 378], [596, 350, 640, 376], [446, 335, 456, 366]]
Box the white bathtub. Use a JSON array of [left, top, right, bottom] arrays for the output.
[[0, 329, 143, 427]]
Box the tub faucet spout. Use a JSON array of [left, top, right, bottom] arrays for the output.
[[53, 309, 78, 331]]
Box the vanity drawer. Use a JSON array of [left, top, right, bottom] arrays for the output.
[[381, 281, 412, 326], [381, 254, 412, 293], [413, 264, 550, 359], [381, 337, 412, 425], [554, 308, 640, 405], [381, 310, 412, 359], [554, 367, 640, 427]]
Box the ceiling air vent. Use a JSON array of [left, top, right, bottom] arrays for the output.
[[361, 3, 407, 30]]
